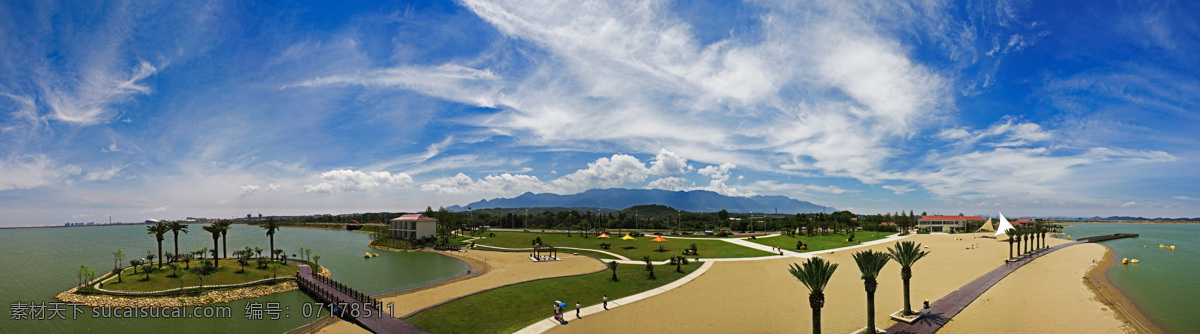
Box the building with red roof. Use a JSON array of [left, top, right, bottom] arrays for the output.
[[918, 215, 986, 233], [389, 214, 437, 239]]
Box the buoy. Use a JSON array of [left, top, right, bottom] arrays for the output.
[[1131, 259, 1139, 263], [1122, 258, 1128, 264]]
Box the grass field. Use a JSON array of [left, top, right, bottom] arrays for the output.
[[466, 232, 774, 261], [406, 262, 700, 333], [101, 260, 299, 292], [745, 231, 893, 252]]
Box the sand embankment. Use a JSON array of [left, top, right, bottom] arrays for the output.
[[553, 233, 1128, 333], [315, 249, 605, 333]]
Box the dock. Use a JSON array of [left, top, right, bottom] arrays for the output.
[[292, 261, 427, 334]]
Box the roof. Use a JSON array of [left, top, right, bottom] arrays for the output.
[[390, 214, 437, 222], [1012, 218, 1035, 226], [919, 215, 986, 221], [879, 222, 896, 226]]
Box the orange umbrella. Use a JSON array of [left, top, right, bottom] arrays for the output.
[[597, 232, 610, 238], [652, 235, 667, 242]]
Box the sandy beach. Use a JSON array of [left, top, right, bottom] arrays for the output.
[[315, 249, 605, 333], [550, 233, 1132, 334]]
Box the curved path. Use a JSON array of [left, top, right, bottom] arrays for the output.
[[473, 244, 633, 261]]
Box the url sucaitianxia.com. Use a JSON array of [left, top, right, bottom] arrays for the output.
[[11, 301, 232, 320]]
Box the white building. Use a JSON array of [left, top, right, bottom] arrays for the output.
[[390, 214, 437, 239]]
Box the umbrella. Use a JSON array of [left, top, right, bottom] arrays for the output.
[[598, 232, 610, 238], [652, 235, 667, 242], [621, 234, 635, 240]]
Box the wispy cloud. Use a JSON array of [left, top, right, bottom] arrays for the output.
[[305, 169, 415, 193]]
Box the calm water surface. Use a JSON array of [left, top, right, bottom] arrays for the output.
[[1061, 223, 1199, 333], [0, 225, 467, 333]]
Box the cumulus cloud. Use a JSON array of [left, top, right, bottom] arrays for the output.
[[422, 149, 722, 196], [240, 185, 260, 196], [305, 169, 414, 193]]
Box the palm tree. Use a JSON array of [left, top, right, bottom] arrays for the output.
[[168, 221, 189, 262], [853, 250, 890, 333], [607, 261, 619, 281], [147, 222, 171, 268], [887, 241, 930, 316], [1004, 227, 1018, 260], [202, 224, 224, 267], [112, 249, 125, 283], [788, 257, 838, 334], [217, 220, 232, 259], [262, 218, 281, 261]]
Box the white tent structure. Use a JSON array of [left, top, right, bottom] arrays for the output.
[[977, 217, 995, 232], [994, 212, 1015, 237]]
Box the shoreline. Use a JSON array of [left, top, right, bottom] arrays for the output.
[[1085, 245, 1165, 334]]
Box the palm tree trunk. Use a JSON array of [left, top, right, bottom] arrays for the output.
[[866, 288, 876, 333], [269, 235, 275, 262], [172, 231, 179, 263], [222, 235, 228, 259], [902, 276, 912, 315], [213, 238, 220, 267], [157, 239, 164, 268], [812, 306, 822, 334]]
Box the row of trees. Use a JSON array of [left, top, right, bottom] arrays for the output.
[[1003, 222, 1061, 260], [788, 241, 930, 334]]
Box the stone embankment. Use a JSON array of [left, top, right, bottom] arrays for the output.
[[55, 265, 332, 308]]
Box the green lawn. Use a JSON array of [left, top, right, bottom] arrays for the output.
[[745, 231, 893, 252], [467, 232, 774, 261], [101, 260, 299, 292], [406, 262, 700, 333]]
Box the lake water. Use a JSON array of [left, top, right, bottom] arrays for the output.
[[0, 225, 467, 333], [1061, 223, 1199, 333]]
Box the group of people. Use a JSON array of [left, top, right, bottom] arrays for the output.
[[553, 295, 609, 324]]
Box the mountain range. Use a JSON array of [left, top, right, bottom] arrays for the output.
[[447, 188, 833, 213]]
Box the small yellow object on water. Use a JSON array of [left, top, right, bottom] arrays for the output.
[[1159, 244, 1165, 249], [1170, 246, 1175, 250], [1122, 258, 1128, 264], [1131, 259, 1139, 263]]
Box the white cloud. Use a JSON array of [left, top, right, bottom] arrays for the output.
[[84, 165, 124, 181], [0, 155, 81, 191], [140, 205, 169, 213], [420, 172, 549, 195], [1121, 201, 1137, 208], [645, 177, 688, 191], [43, 61, 158, 126], [287, 64, 501, 107], [749, 180, 848, 196], [304, 169, 414, 193], [551, 154, 655, 193], [882, 185, 915, 194], [267, 184, 284, 191], [1175, 196, 1197, 201], [240, 185, 260, 196]]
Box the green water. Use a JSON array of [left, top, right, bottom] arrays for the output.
[[1061, 223, 1199, 333], [0, 225, 468, 333]]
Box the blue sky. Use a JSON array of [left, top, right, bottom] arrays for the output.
[[3, 0, 1199, 226]]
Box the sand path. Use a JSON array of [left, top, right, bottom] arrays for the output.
[[942, 242, 1133, 333], [551, 233, 1104, 333], [316, 250, 604, 333]]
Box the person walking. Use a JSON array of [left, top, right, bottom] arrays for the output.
[[602, 295, 608, 310], [575, 301, 581, 318]]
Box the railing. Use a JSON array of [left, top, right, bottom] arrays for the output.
[[296, 272, 383, 310]]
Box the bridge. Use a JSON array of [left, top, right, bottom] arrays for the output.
[[291, 261, 427, 334]]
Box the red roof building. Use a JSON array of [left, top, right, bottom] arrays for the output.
[[389, 214, 437, 239], [918, 215, 985, 232]]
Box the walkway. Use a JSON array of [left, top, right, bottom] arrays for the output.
[[885, 241, 1082, 334], [513, 261, 715, 334], [473, 244, 632, 261], [292, 261, 427, 334]]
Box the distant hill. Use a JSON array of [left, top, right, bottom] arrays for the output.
[[447, 188, 832, 213]]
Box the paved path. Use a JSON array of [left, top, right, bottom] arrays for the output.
[[473, 244, 632, 261], [513, 261, 716, 334], [885, 241, 1082, 334], [292, 260, 427, 334]]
